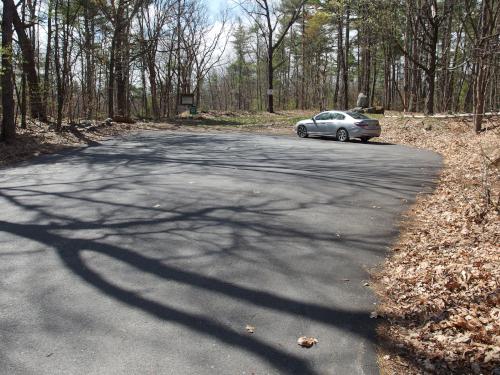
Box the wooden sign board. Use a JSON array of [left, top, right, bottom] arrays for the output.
[[180, 94, 194, 105]]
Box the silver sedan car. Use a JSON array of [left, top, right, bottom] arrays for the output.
[[294, 111, 381, 142]]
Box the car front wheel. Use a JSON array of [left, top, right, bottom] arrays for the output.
[[297, 125, 308, 138], [336, 128, 349, 142]]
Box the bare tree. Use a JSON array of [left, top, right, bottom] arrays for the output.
[[238, 0, 307, 113], [462, 0, 500, 132], [182, 6, 229, 106], [392, 0, 449, 115], [5, 0, 47, 121], [1, 0, 16, 142], [54, 0, 79, 130], [98, 0, 144, 120], [138, 0, 174, 120]]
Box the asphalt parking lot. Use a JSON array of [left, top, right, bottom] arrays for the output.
[[0, 132, 441, 374]]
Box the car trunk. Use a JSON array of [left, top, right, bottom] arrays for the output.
[[356, 119, 380, 130]]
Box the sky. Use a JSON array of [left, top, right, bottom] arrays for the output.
[[207, 0, 241, 19], [207, 0, 230, 15], [204, 0, 243, 63]]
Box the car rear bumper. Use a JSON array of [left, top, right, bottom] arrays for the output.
[[349, 128, 381, 138]]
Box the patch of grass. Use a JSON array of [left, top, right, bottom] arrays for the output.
[[175, 110, 316, 130]]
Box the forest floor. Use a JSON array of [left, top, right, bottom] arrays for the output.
[[1, 110, 498, 374], [374, 115, 499, 375]]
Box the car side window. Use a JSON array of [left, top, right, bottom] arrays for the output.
[[334, 113, 346, 120], [315, 113, 330, 121]]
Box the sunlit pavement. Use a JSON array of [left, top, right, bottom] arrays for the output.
[[0, 132, 441, 374]]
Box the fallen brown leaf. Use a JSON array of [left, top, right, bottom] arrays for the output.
[[297, 336, 318, 348], [245, 325, 255, 334]]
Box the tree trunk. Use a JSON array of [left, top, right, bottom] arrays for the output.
[[473, 0, 497, 133], [1, 0, 16, 142], [20, 0, 27, 128], [334, 13, 344, 108], [175, 0, 181, 113], [43, 0, 52, 115], [54, 0, 63, 131], [8, 0, 47, 121], [141, 56, 148, 118], [424, 25, 438, 115], [148, 57, 160, 121], [256, 32, 261, 111], [425, 64, 436, 115], [108, 33, 115, 118], [410, 6, 419, 112], [115, 30, 127, 118], [474, 65, 487, 132], [300, 7, 305, 109], [267, 45, 274, 113], [359, 3, 371, 104], [342, 3, 350, 110], [83, 5, 94, 119], [403, 5, 410, 111], [439, 0, 453, 112]]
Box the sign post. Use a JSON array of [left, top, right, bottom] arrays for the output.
[[178, 94, 195, 115]]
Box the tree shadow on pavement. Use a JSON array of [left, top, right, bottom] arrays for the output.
[[0, 217, 379, 374], [0, 133, 442, 374]]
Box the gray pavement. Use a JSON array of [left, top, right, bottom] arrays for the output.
[[0, 132, 441, 375]]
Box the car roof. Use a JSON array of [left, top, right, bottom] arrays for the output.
[[319, 110, 347, 114], [315, 110, 349, 117]]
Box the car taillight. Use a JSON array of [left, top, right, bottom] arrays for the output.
[[355, 121, 368, 127]]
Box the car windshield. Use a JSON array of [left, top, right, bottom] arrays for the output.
[[346, 112, 369, 120]]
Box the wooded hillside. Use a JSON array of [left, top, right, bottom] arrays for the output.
[[1, 0, 499, 143]]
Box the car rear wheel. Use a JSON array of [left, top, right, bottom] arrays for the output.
[[297, 125, 308, 138], [336, 128, 349, 142], [361, 137, 370, 143]]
